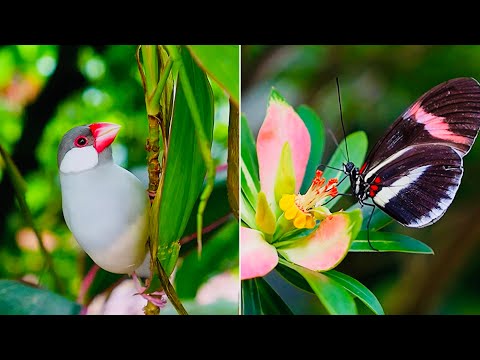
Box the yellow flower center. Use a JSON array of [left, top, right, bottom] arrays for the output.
[[279, 170, 338, 229]]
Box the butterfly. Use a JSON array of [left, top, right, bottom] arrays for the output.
[[340, 77, 480, 244]]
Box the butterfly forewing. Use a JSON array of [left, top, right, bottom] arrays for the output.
[[369, 144, 463, 228], [359, 77, 480, 177]]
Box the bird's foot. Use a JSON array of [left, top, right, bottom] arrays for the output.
[[132, 272, 167, 308]]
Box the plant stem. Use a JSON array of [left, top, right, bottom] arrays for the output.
[[227, 98, 239, 219], [0, 144, 64, 294], [155, 257, 188, 315], [137, 45, 187, 315]]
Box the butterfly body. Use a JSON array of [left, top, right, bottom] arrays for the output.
[[344, 77, 480, 229]]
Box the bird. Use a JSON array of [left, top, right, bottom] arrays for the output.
[[57, 122, 152, 278]]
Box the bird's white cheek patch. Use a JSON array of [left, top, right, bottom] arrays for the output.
[[60, 146, 98, 173]]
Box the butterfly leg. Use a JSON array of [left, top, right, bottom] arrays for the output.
[[362, 201, 379, 252]]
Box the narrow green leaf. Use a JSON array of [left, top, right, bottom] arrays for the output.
[[324, 269, 384, 315], [240, 114, 260, 225], [322, 131, 368, 209], [241, 114, 260, 192], [158, 242, 181, 276], [158, 48, 214, 274], [351, 231, 434, 254], [276, 261, 313, 293], [241, 279, 262, 315], [279, 259, 357, 315], [255, 276, 294, 315], [187, 45, 239, 108], [296, 105, 326, 193], [240, 194, 257, 229], [175, 219, 239, 299], [0, 280, 81, 315], [241, 159, 259, 213]]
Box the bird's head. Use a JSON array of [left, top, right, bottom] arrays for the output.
[[58, 122, 121, 174]]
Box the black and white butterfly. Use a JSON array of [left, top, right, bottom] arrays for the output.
[[339, 77, 480, 242]]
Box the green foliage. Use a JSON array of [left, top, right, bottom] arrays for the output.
[[297, 105, 326, 193], [0, 280, 81, 315], [279, 259, 357, 315], [240, 114, 260, 228], [323, 270, 384, 315], [351, 231, 434, 254], [187, 45, 239, 107], [241, 277, 293, 315], [157, 48, 214, 275]]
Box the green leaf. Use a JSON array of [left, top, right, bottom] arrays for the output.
[[158, 242, 181, 277], [279, 259, 357, 315], [255, 276, 294, 315], [322, 131, 368, 209], [240, 195, 257, 230], [240, 115, 260, 206], [323, 269, 384, 315], [348, 201, 394, 231], [241, 279, 262, 315], [351, 231, 434, 254], [158, 48, 214, 275], [240, 114, 260, 228], [240, 114, 259, 187], [276, 261, 313, 293], [241, 277, 293, 315], [187, 45, 239, 108], [296, 105, 326, 193], [0, 280, 82, 315], [175, 219, 239, 299]]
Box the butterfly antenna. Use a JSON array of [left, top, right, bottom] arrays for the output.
[[336, 77, 350, 162], [326, 127, 347, 163]]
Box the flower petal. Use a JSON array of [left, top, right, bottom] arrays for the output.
[[278, 209, 362, 271], [255, 191, 276, 235], [241, 227, 278, 280], [257, 89, 311, 202], [274, 142, 296, 204]]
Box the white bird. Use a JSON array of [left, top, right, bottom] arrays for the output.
[[57, 122, 151, 278]]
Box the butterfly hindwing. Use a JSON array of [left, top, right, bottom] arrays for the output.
[[359, 77, 480, 176], [368, 144, 463, 228]]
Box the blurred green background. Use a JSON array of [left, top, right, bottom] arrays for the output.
[[242, 45, 480, 315], [0, 45, 238, 314]]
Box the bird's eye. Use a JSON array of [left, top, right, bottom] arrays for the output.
[[74, 136, 88, 147]]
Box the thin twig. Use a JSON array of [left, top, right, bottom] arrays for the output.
[[0, 144, 65, 294]]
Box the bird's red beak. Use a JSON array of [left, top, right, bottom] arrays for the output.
[[89, 122, 121, 153]]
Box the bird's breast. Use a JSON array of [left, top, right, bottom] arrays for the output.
[[60, 164, 149, 274]]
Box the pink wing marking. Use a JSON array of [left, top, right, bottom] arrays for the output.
[[404, 102, 470, 145]]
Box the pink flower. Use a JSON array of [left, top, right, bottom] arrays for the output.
[[240, 89, 361, 280]]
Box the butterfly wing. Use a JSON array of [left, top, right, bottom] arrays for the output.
[[369, 144, 463, 228], [359, 77, 480, 176]]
